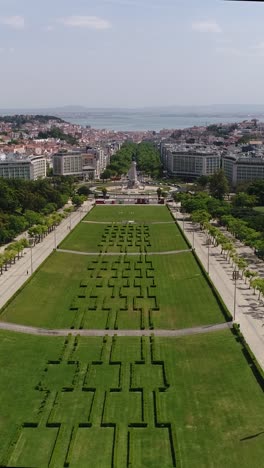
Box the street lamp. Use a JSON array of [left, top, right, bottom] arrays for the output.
[[29, 238, 34, 275], [233, 269, 238, 321], [207, 238, 210, 274], [54, 227, 57, 249]]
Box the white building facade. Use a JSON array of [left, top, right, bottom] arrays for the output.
[[163, 144, 221, 178], [222, 153, 264, 186], [0, 153, 46, 180]]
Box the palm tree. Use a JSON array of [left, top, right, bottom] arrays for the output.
[[0, 254, 4, 275], [236, 258, 248, 279]]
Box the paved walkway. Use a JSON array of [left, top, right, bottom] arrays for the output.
[[0, 321, 232, 337], [56, 248, 192, 256], [0, 201, 94, 310], [169, 205, 264, 370]]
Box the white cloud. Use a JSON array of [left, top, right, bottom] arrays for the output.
[[0, 16, 25, 29], [57, 16, 111, 30], [192, 20, 222, 34]]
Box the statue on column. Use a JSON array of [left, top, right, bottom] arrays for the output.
[[127, 158, 140, 188]]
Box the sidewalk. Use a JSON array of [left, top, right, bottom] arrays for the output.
[[170, 206, 264, 370], [0, 201, 94, 310]]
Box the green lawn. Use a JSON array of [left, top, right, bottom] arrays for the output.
[[85, 205, 173, 222], [253, 206, 264, 213], [0, 251, 225, 329], [0, 330, 263, 467], [60, 221, 188, 253]]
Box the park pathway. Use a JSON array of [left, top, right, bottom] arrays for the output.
[[56, 248, 192, 256], [0, 321, 232, 337]]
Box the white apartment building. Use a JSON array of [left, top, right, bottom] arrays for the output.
[[222, 152, 264, 186], [163, 144, 221, 178], [0, 153, 46, 180]]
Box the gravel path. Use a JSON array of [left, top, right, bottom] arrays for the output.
[[0, 321, 232, 337], [82, 221, 176, 225], [56, 248, 192, 256]]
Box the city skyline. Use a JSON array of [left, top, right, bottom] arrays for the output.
[[1, 0, 264, 108]]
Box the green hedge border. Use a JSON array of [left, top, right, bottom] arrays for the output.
[[232, 323, 264, 390]]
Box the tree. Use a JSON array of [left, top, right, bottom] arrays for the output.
[[100, 169, 113, 181], [157, 188, 162, 200], [244, 269, 257, 287], [72, 195, 84, 208], [232, 192, 257, 208], [102, 187, 108, 199], [0, 254, 5, 275], [197, 175, 210, 190], [209, 169, 229, 200], [191, 209, 211, 229], [77, 185, 91, 196]]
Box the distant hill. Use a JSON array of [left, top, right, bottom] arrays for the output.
[[2, 104, 264, 118]]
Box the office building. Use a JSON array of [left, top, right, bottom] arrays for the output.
[[222, 152, 264, 186], [0, 153, 46, 180], [162, 144, 221, 178]]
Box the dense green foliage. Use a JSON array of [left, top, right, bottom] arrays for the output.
[[0, 177, 74, 244], [37, 127, 78, 145], [206, 123, 238, 138], [178, 178, 264, 256], [209, 169, 229, 200], [101, 141, 162, 179]]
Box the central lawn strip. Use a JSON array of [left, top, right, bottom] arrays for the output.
[[151, 252, 225, 329], [0, 330, 263, 467], [60, 222, 188, 253], [59, 223, 106, 252], [0, 253, 90, 328], [0, 250, 226, 330], [84, 205, 173, 222], [0, 251, 226, 329]]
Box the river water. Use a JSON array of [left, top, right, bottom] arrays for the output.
[[65, 111, 264, 132]]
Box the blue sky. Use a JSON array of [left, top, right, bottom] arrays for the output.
[[1, 0, 264, 108]]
